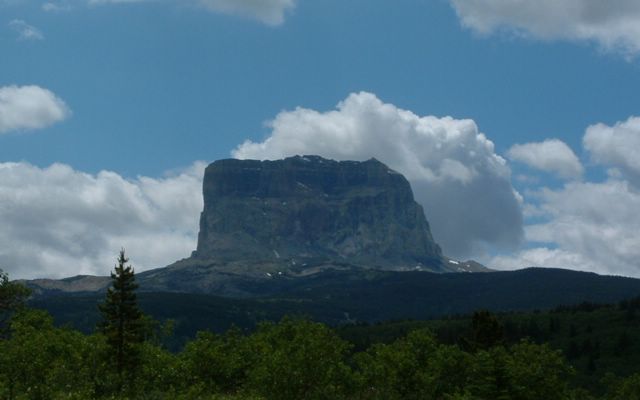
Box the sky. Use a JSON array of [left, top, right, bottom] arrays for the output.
[[2, 0, 640, 279]]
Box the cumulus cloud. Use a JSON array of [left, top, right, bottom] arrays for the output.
[[0, 162, 205, 279], [491, 179, 640, 277], [584, 116, 640, 185], [233, 91, 524, 258], [490, 115, 640, 277], [450, 0, 640, 56], [507, 139, 583, 180], [0, 85, 70, 134], [8, 19, 44, 41]]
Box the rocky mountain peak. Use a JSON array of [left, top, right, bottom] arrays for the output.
[[192, 155, 445, 271]]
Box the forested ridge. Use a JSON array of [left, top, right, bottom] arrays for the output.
[[28, 267, 640, 347], [3, 266, 640, 399]]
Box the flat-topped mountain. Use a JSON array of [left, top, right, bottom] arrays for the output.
[[193, 155, 444, 270], [20, 157, 640, 335], [25, 155, 488, 297]]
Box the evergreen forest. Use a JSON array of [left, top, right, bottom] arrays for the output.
[[2, 263, 640, 399]]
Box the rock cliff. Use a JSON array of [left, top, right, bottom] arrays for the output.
[[192, 155, 445, 271], [24, 156, 492, 298]]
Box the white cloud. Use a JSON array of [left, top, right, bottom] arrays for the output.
[[450, 0, 640, 56], [0, 85, 70, 134], [197, 0, 295, 26], [8, 19, 44, 41], [9, 0, 296, 25], [84, 0, 295, 25], [0, 162, 205, 279], [490, 179, 640, 277], [507, 139, 583, 180], [233, 91, 524, 258], [491, 247, 591, 272], [491, 115, 640, 277], [584, 116, 640, 185], [42, 2, 72, 12], [87, 0, 151, 4]]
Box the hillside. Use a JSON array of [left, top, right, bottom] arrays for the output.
[[30, 267, 640, 346], [24, 155, 496, 298], [338, 298, 640, 394]]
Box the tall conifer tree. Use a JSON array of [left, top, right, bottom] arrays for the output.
[[0, 269, 31, 337], [98, 249, 144, 390]]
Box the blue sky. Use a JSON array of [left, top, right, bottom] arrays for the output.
[[2, 0, 640, 279]]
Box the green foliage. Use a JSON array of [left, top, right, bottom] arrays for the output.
[[134, 341, 181, 396], [354, 328, 471, 399], [98, 250, 145, 392], [0, 309, 599, 399], [178, 327, 252, 394], [465, 346, 511, 400], [339, 299, 640, 392], [601, 372, 640, 400], [466, 310, 505, 351], [244, 318, 353, 400], [0, 269, 31, 336], [5, 287, 640, 399], [503, 340, 574, 400], [0, 309, 95, 399]]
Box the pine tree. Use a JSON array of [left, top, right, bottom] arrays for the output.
[[98, 249, 144, 391], [0, 268, 31, 338], [467, 310, 504, 351]]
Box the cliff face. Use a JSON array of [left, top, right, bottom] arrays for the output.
[[23, 156, 489, 298], [193, 155, 444, 271]]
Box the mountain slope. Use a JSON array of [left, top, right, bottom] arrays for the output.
[[30, 268, 640, 343]]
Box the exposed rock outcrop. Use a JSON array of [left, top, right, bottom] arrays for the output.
[[25, 156, 492, 298], [192, 155, 445, 271]]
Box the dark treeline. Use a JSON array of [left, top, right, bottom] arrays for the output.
[[338, 298, 640, 396], [2, 265, 640, 399]]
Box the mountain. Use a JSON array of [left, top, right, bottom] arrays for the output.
[[194, 155, 444, 269], [29, 268, 640, 345], [20, 156, 640, 343], [27, 155, 491, 298], [23, 257, 487, 298]]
